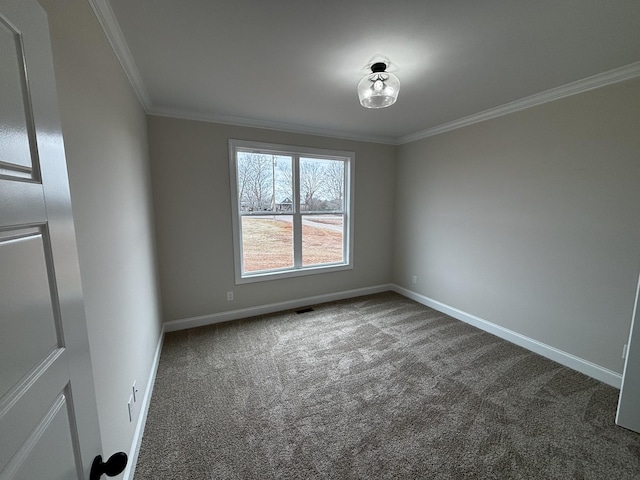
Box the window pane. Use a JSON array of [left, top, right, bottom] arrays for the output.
[[237, 153, 292, 213], [299, 157, 344, 212], [302, 214, 344, 266], [230, 139, 352, 283], [242, 215, 293, 272]]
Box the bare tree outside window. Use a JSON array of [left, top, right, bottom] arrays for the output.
[[237, 153, 294, 212], [299, 158, 326, 211], [323, 160, 344, 211], [298, 158, 345, 211], [237, 152, 272, 211]]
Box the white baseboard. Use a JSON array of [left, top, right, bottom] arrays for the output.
[[164, 284, 393, 332], [391, 285, 623, 388], [123, 326, 165, 480]]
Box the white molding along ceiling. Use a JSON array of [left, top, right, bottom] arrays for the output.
[[398, 61, 640, 144], [147, 106, 400, 145], [90, 0, 640, 145], [88, 0, 151, 109]]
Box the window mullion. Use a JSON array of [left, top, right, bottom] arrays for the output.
[[292, 155, 302, 267]]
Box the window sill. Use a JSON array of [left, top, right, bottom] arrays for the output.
[[236, 262, 352, 284]]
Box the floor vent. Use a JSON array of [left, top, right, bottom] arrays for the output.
[[295, 307, 314, 314]]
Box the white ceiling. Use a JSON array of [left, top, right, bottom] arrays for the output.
[[98, 0, 640, 144]]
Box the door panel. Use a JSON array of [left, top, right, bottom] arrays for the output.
[[616, 273, 640, 433], [5, 394, 77, 480], [0, 10, 36, 179], [0, 356, 68, 471], [0, 229, 60, 398], [0, 0, 102, 478]]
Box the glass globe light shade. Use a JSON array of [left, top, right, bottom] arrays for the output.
[[358, 63, 400, 109]]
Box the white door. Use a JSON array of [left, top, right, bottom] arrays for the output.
[[617, 273, 640, 433], [0, 0, 103, 478]]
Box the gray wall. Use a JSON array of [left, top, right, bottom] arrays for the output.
[[393, 78, 640, 373], [40, 0, 163, 461], [148, 116, 397, 322]]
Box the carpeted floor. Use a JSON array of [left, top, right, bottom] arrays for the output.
[[135, 292, 640, 479]]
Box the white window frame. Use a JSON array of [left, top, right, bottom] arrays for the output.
[[229, 139, 355, 284]]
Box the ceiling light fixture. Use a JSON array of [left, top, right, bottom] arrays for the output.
[[357, 62, 400, 109]]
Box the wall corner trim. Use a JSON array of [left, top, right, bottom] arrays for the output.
[[391, 284, 623, 388], [122, 326, 165, 480]]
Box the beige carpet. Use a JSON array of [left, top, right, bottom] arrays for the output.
[[135, 292, 640, 479]]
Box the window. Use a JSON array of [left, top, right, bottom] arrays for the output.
[[229, 140, 354, 283]]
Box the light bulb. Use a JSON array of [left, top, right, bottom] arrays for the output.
[[357, 62, 400, 108]]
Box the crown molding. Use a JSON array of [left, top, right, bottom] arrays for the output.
[[85, 4, 640, 147], [145, 61, 640, 146], [87, 0, 152, 110], [398, 61, 640, 145], [147, 106, 399, 145]]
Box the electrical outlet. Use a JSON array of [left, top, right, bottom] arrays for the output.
[[132, 380, 139, 403], [412, 275, 418, 285], [227, 291, 234, 301], [127, 395, 135, 422], [622, 344, 628, 360]]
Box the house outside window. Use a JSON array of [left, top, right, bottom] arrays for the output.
[[229, 139, 354, 283]]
